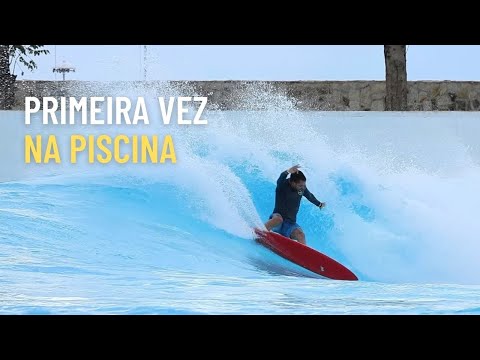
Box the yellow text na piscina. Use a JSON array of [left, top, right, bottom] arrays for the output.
[[23, 96, 208, 164]]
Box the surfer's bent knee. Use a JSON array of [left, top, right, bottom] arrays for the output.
[[271, 213, 283, 222]]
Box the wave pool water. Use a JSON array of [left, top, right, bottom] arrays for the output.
[[1, 106, 480, 314]]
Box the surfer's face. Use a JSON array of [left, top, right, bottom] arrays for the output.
[[291, 180, 306, 195]]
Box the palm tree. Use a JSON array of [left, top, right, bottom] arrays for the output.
[[384, 45, 408, 111]]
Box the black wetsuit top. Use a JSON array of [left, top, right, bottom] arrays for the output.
[[272, 171, 321, 223]]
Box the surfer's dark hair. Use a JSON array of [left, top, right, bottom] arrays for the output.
[[290, 171, 306, 182]]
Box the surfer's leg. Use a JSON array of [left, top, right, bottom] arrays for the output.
[[290, 227, 306, 245], [265, 213, 283, 231]]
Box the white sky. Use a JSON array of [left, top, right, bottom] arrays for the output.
[[14, 45, 480, 81]]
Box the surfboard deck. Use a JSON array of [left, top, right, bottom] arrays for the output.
[[253, 228, 358, 281]]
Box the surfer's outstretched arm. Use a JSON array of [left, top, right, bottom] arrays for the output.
[[303, 188, 325, 208]]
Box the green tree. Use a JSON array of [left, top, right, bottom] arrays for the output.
[[0, 45, 49, 110]]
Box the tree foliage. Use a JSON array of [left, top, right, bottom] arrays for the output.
[[8, 45, 50, 75]]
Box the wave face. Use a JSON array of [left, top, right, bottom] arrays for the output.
[[1, 101, 480, 314]]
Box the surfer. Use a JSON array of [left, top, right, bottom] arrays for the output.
[[264, 165, 325, 245]]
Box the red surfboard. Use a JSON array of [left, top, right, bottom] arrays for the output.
[[254, 228, 358, 281]]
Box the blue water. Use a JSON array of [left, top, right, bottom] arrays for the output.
[[1, 102, 480, 314]]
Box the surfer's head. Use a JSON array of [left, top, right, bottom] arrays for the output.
[[290, 171, 306, 195]]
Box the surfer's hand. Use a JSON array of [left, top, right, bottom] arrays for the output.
[[287, 165, 301, 174], [318, 202, 326, 209]]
